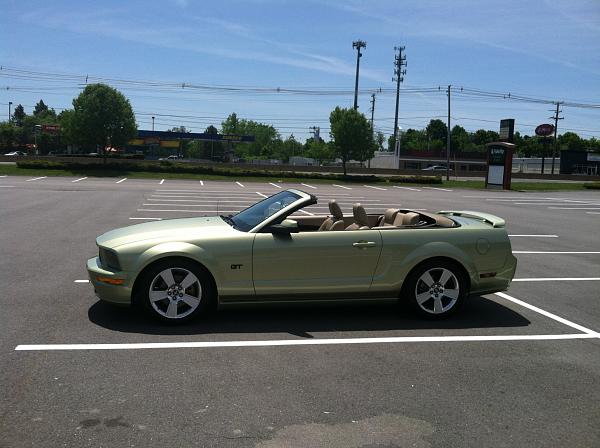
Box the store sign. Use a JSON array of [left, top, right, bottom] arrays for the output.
[[535, 124, 555, 137]]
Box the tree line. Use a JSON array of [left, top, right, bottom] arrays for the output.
[[1, 83, 598, 169]]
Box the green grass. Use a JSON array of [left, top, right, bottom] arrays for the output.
[[0, 164, 597, 191]]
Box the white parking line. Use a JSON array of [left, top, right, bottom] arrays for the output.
[[513, 278, 600, 282], [147, 199, 254, 203], [143, 203, 247, 208], [393, 186, 421, 192], [495, 292, 599, 336], [17, 290, 600, 353], [71, 177, 88, 183], [129, 217, 163, 221], [236, 181, 245, 188], [269, 182, 281, 189], [116, 178, 127, 184], [73, 280, 89, 283], [0, 175, 7, 178], [13, 333, 598, 351], [256, 192, 268, 198], [333, 184, 352, 190], [587, 212, 600, 215], [301, 183, 317, 189], [200, 180, 204, 186], [508, 234, 558, 238], [298, 209, 315, 216], [0, 185, 15, 188], [26, 176, 47, 182], [364, 185, 387, 191], [513, 251, 600, 254], [548, 207, 600, 210], [423, 187, 453, 192], [159, 179, 165, 185], [138, 209, 231, 213]]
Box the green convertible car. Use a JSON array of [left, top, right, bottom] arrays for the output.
[[87, 189, 517, 322]]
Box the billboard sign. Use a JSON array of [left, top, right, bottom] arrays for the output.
[[499, 119, 515, 142], [535, 123, 555, 137]]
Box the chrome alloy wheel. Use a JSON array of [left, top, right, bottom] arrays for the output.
[[149, 267, 202, 319], [414, 267, 460, 315]]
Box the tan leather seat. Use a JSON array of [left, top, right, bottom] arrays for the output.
[[345, 203, 370, 230], [318, 200, 345, 231], [393, 211, 420, 226], [377, 208, 400, 227]]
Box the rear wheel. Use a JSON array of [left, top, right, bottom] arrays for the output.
[[405, 260, 467, 318], [135, 259, 215, 323]]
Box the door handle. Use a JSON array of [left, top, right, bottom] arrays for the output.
[[352, 241, 376, 248]]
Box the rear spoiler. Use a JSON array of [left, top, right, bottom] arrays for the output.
[[437, 210, 506, 228]]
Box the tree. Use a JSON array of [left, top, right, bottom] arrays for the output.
[[202, 125, 224, 160], [376, 131, 385, 151], [33, 100, 49, 117], [559, 132, 585, 151], [329, 107, 375, 175], [221, 112, 279, 159], [12, 104, 26, 126], [70, 84, 136, 155], [304, 137, 334, 162], [451, 125, 471, 153], [0, 122, 16, 151], [426, 119, 447, 142]]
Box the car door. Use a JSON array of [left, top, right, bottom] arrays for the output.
[[252, 229, 382, 297]]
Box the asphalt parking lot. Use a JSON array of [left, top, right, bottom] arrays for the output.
[[1, 174, 599, 447]]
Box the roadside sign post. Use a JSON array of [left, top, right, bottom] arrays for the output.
[[485, 142, 515, 190], [535, 124, 555, 176]]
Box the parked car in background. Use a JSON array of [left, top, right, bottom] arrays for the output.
[[422, 165, 453, 171], [4, 151, 26, 156], [159, 155, 182, 161]]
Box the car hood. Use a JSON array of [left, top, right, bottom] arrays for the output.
[[96, 216, 235, 249]]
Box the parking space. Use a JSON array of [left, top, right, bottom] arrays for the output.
[[1, 175, 600, 447]]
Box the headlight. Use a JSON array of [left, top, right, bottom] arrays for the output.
[[98, 247, 121, 271]]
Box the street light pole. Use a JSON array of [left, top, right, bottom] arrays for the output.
[[152, 116, 155, 131], [352, 40, 366, 110], [8, 101, 12, 123]]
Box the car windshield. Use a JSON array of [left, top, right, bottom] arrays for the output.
[[229, 190, 302, 231]]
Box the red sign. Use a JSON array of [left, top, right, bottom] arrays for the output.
[[41, 124, 61, 134], [535, 124, 555, 137]]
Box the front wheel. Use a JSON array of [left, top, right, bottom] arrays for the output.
[[404, 260, 467, 318], [135, 259, 215, 323]]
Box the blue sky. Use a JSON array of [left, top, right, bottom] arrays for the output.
[[1, 0, 599, 142]]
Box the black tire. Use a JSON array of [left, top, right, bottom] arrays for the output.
[[403, 259, 467, 319], [134, 258, 216, 323]]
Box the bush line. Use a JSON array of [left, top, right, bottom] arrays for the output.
[[16, 160, 443, 184]]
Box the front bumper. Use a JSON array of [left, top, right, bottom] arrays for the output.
[[87, 257, 133, 305]]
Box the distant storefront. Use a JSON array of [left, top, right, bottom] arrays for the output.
[[560, 150, 600, 175]]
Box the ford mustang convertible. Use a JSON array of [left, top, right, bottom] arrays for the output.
[[87, 189, 517, 322]]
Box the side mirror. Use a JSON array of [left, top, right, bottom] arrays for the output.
[[268, 219, 299, 235]]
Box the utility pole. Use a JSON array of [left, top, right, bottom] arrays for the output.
[[309, 126, 320, 141], [152, 116, 155, 131], [370, 93, 376, 130], [549, 102, 564, 175], [446, 85, 451, 181], [369, 93, 376, 168], [392, 46, 407, 148], [352, 40, 366, 110], [8, 101, 12, 123]]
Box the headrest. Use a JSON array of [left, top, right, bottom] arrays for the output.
[[403, 212, 420, 226], [328, 200, 343, 220], [384, 208, 400, 224], [352, 203, 369, 227], [392, 212, 406, 226]]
